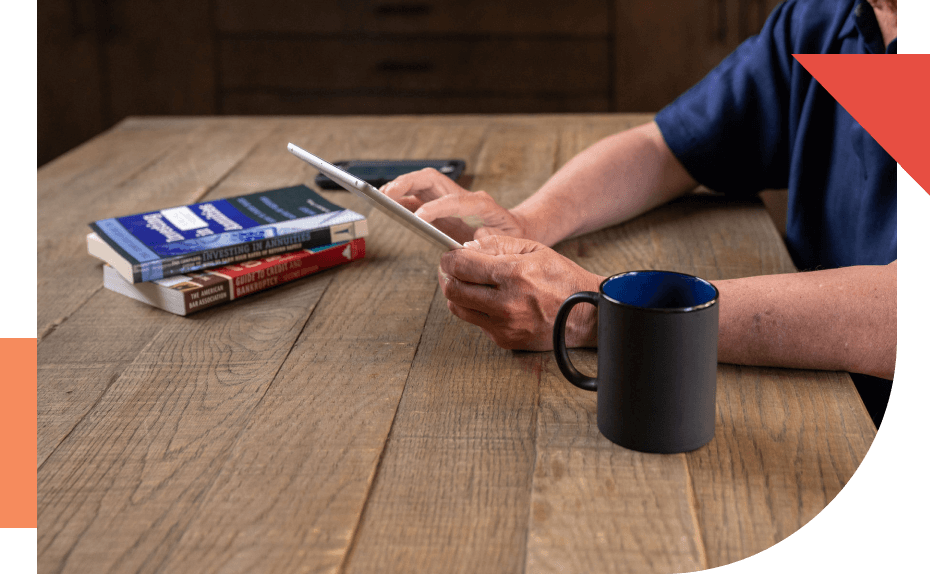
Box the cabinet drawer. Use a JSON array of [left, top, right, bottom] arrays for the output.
[[221, 92, 610, 115], [221, 38, 609, 94], [216, 0, 610, 36]]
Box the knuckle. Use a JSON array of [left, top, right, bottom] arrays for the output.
[[444, 253, 462, 277], [487, 258, 513, 284], [443, 278, 461, 301]]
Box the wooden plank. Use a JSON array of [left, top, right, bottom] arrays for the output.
[[36, 118, 486, 573], [759, 189, 789, 238], [149, 220, 440, 574], [532, 140, 874, 569], [600, 189, 874, 565], [520, 118, 707, 572], [691, 365, 876, 568], [36, 266, 333, 574], [38, 294, 176, 468], [38, 118, 277, 339], [37, 129, 183, 303], [147, 118, 490, 574], [528, 360, 708, 573], [343, 292, 540, 573], [37, 120, 280, 471], [36, 115, 879, 573], [38, 118, 348, 572], [340, 119, 577, 573], [636, 194, 797, 278]]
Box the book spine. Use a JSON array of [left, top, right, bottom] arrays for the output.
[[183, 238, 366, 314], [227, 238, 365, 301], [181, 281, 232, 314], [130, 221, 363, 283]]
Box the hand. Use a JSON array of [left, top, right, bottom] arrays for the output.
[[438, 235, 604, 351], [380, 168, 531, 244]]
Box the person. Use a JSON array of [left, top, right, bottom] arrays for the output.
[[380, 0, 897, 426]]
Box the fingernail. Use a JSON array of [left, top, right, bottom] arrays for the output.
[[463, 240, 478, 249], [438, 266, 450, 283]]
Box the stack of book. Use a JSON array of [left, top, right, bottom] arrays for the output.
[[87, 185, 368, 315]]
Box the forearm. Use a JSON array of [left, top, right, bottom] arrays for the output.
[[511, 121, 697, 247], [714, 262, 897, 379]]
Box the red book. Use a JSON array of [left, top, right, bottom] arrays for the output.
[[101, 239, 365, 315]]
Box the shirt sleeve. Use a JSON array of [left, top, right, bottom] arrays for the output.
[[654, 0, 798, 195]]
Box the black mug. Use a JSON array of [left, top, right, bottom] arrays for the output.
[[553, 271, 719, 453]]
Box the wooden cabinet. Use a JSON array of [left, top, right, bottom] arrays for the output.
[[215, 0, 612, 115], [38, 0, 214, 166], [38, 0, 780, 166], [614, 0, 781, 111]]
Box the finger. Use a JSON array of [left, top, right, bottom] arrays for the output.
[[395, 196, 423, 212], [440, 272, 504, 314], [440, 235, 549, 285], [380, 168, 454, 201], [413, 191, 496, 224], [439, 247, 505, 286], [447, 300, 497, 331]]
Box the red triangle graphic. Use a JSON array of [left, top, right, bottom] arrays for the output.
[[793, 54, 930, 196]]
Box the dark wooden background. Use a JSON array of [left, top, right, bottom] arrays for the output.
[[38, 0, 780, 167]]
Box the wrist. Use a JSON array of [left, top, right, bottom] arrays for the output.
[[511, 202, 569, 246]]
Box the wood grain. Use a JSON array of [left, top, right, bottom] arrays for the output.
[[215, 0, 611, 36], [151, 216, 440, 574], [535, 159, 873, 571], [38, 118, 278, 338], [38, 121, 333, 570], [613, 0, 782, 111], [37, 273, 332, 574], [37, 119, 280, 477], [149, 119, 488, 573], [343, 293, 540, 573], [220, 38, 609, 95], [36, 115, 876, 574], [689, 365, 876, 568]]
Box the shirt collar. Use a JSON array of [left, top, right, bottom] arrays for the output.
[[848, 0, 895, 54]]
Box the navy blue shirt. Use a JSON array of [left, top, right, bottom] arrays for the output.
[[655, 0, 897, 270]]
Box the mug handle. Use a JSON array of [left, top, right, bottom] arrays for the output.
[[553, 291, 598, 392]]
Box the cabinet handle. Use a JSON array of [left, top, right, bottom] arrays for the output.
[[374, 3, 432, 17]]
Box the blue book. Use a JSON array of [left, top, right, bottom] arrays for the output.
[[88, 185, 368, 283]]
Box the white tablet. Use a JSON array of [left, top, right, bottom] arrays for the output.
[[287, 143, 463, 251]]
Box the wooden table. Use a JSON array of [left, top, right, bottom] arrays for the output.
[[38, 115, 876, 573]]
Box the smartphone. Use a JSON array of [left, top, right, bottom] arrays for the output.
[[314, 159, 466, 190]]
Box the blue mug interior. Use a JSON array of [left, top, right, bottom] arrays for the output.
[[602, 271, 717, 310]]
